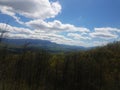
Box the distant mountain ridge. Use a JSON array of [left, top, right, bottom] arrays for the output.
[[2, 38, 86, 53]]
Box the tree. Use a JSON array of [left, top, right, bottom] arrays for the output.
[[0, 23, 9, 43]]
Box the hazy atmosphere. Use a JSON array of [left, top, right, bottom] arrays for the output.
[[0, 0, 120, 47]]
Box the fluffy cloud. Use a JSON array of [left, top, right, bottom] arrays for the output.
[[90, 27, 120, 39], [0, 23, 33, 34], [94, 27, 120, 33], [0, 0, 61, 19], [0, 0, 120, 47], [90, 32, 118, 39], [1, 22, 120, 47], [67, 33, 91, 40], [26, 20, 90, 33], [0, 23, 87, 46]]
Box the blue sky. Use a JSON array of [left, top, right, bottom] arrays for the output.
[[0, 0, 120, 47]]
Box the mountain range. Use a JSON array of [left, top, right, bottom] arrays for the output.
[[1, 38, 87, 53]]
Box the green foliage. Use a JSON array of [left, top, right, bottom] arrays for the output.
[[0, 41, 120, 90]]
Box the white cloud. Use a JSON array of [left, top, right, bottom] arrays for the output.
[[26, 20, 90, 33], [0, 23, 90, 46], [0, 0, 61, 19], [67, 33, 91, 40], [89, 41, 110, 47], [0, 6, 15, 16], [1, 23, 120, 47], [0, 23, 33, 34], [90, 32, 118, 39], [0, 0, 120, 47], [90, 27, 120, 39], [0, 6, 24, 24], [8, 33, 30, 39], [95, 27, 120, 33]]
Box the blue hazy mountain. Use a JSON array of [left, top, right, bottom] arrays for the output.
[[2, 38, 86, 53]]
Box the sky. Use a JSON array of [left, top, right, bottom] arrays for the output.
[[0, 0, 120, 47]]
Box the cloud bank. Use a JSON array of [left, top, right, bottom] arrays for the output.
[[0, 0, 61, 19]]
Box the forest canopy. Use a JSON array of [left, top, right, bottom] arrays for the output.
[[0, 41, 120, 90]]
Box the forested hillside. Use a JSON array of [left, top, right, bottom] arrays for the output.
[[0, 41, 120, 90], [2, 38, 86, 53]]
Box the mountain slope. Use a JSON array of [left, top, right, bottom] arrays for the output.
[[2, 38, 86, 53]]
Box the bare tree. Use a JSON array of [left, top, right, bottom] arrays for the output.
[[0, 23, 9, 43], [0, 21, 9, 43], [0, 30, 7, 43]]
